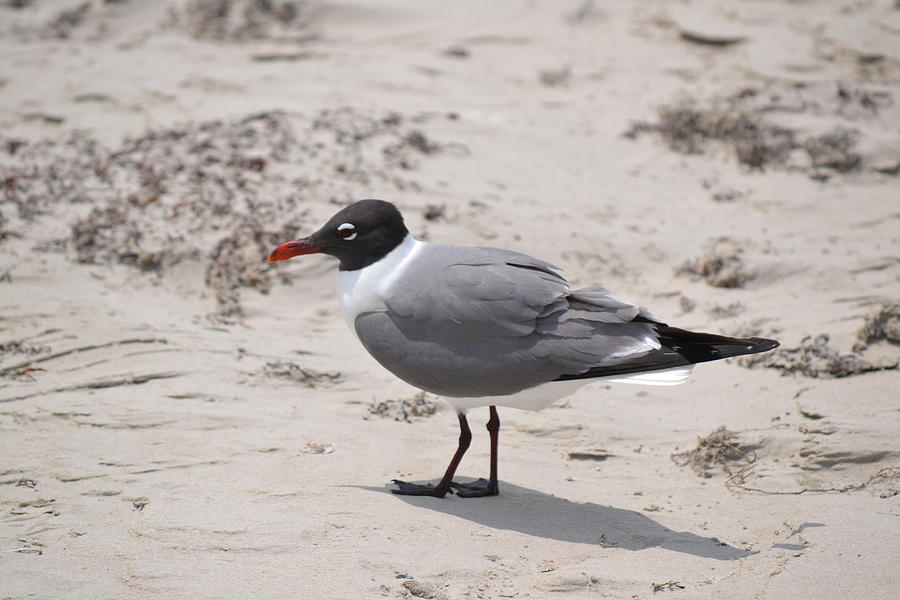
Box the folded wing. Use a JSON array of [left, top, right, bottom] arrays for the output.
[[355, 244, 777, 398]]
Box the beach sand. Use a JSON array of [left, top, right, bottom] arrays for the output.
[[1, 1, 898, 598]]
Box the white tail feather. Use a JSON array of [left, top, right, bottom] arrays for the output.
[[446, 366, 696, 413], [600, 366, 694, 386]]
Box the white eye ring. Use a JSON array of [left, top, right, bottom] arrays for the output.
[[337, 222, 357, 241]]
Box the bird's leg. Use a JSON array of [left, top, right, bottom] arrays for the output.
[[391, 410, 472, 497], [449, 405, 500, 497]]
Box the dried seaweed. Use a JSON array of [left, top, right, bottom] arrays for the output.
[[651, 581, 685, 593], [626, 92, 870, 175], [805, 127, 861, 173], [0, 340, 51, 358], [41, 1, 91, 40], [740, 334, 898, 378], [538, 66, 572, 87], [423, 204, 446, 221], [205, 217, 298, 317], [627, 99, 795, 170], [167, 0, 312, 42], [368, 391, 438, 422], [262, 360, 341, 387], [671, 427, 755, 478], [676, 238, 752, 288], [854, 303, 900, 351], [1, 109, 453, 316], [1, 131, 103, 219], [707, 302, 745, 319]]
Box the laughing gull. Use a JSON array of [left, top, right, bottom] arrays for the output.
[[268, 199, 778, 498]]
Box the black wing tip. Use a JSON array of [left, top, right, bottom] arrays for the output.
[[744, 337, 780, 354], [553, 335, 780, 383], [707, 336, 780, 360]]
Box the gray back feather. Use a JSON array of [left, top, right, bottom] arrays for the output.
[[383, 244, 568, 340], [356, 244, 665, 398]]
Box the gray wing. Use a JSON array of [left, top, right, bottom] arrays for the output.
[[382, 244, 571, 340], [354, 244, 665, 398]]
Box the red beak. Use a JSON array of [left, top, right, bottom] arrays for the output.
[[267, 238, 327, 263]]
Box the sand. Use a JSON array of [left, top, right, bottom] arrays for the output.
[[1, 1, 898, 598]]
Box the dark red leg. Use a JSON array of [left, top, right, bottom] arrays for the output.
[[449, 405, 500, 497], [391, 411, 472, 498]]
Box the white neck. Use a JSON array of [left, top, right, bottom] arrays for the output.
[[335, 234, 423, 332]]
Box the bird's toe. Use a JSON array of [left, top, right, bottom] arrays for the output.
[[390, 479, 450, 497], [449, 478, 498, 497]]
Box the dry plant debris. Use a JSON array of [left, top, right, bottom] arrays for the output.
[[422, 203, 446, 221], [368, 391, 438, 422], [804, 127, 861, 173], [854, 303, 900, 351], [130, 497, 149, 511], [538, 66, 571, 87], [41, 1, 92, 40], [626, 97, 795, 169], [1, 109, 454, 316], [596, 533, 617, 548], [3, 0, 114, 42], [167, 0, 313, 42], [676, 237, 752, 288], [739, 334, 898, 378], [624, 87, 881, 176], [651, 581, 685, 593], [671, 426, 755, 478], [707, 302, 745, 319], [262, 360, 341, 387], [300, 441, 334, 454], [0, 340, 51, 357], [4, 0, 311, 43]]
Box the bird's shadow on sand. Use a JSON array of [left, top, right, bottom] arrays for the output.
[[355, 481, 752, 560]]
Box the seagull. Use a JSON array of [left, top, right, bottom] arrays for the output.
[[268, 199, 778, 498]]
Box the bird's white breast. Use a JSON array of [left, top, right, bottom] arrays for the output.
[[336, 234, 423, 332]]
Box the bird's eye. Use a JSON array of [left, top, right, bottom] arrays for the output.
[[336, 223, 357, 240]]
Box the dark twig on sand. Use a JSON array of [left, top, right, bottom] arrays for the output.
[[651, 581, 685, 593]]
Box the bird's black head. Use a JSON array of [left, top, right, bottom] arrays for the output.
[[268, 199, 409, 271]]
